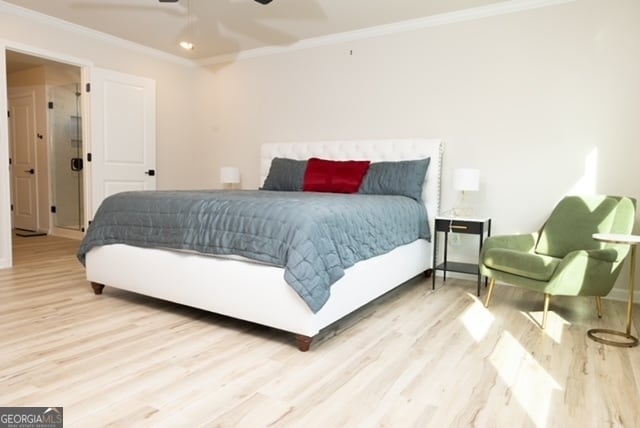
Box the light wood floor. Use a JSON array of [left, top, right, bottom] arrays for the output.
[[1, 235, 639, 427]]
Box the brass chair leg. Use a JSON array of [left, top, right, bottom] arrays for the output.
[[485, 277, 496, 308], [596, 296, 603, 318], [595, 296, 603, 318], [542, 293, 550, 329]]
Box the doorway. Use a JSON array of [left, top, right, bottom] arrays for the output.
[[2, 45, 157, 269], [6, 50, 84, 240]]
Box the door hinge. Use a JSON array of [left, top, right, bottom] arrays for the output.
[[86, 83, 91, 93], [8, 158, 11, 165], [51, 206, 56, 213], [10, 204, 13, 211], [48, 101, 54, 109], [87, 153, 92, 162], [7, 110, 9, 118]]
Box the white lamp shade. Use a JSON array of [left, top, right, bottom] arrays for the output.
[[453, 168, 480, 192], [220, 166, 240, 184]]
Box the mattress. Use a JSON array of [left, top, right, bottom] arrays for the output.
[[77, 189, 428, 312]]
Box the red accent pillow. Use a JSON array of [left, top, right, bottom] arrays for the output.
[[303, 158, 371, 193]]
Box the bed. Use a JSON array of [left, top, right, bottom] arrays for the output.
[[80, 139, 443, 351]]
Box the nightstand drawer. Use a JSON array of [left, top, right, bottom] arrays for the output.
[[434, 218, 485, 234]]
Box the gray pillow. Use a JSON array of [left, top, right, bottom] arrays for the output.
[[359, 158, 430, 201], [261, 157, 308, 191]]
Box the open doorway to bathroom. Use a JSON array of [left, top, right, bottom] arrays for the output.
[[6, 50, 85, 241], [49, 83, 84, 234]]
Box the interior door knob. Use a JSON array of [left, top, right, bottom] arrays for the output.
[[145, 169, 156, 176], [24, 168, 35, 174]]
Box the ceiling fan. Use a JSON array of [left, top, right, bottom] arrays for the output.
[[158, 0, 274, 3], [153, 0, 289, 56]]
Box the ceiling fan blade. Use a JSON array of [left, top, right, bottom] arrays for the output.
[[158, 0, 272, 3]]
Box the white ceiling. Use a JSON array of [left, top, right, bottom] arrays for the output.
[[3, 0, 507, 60]]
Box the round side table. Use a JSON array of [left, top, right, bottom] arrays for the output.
[[587, 233, 640, 347]]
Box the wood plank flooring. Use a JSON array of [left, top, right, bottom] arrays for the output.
[[1, 235, 639, 427]]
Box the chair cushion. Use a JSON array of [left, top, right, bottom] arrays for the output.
[[483, 248, 561, 281]]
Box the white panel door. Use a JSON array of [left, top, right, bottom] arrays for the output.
[[91, 67, 156, 217], [9, 91, 38, 231]]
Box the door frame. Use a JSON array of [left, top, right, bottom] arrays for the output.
[[0, 40, 93, 268]]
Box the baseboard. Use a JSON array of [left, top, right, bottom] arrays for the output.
[[443, 272, 640, 304], [51, 227, 83, 240], [606, 287, 640, 303]]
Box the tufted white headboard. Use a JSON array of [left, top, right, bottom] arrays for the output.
[[260, 139, 443, 232]]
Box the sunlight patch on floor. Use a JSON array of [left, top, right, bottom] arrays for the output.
[[460, 293, 494, 342], [489, 331, 563, 428], [522, 310, 569, 344]]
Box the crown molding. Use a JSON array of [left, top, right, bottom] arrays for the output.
[[198, 0, 576, 66], [0, 1, 196, 68], [0, 0, 575, 69]]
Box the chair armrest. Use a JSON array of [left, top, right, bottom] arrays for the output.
[[482, 233, 539, 254], [584, 248, 619, 263], [555, 249, 618, 272], [546, 249, 624, 296]]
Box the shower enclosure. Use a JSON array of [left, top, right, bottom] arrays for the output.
[[50, 83, 84, 232]]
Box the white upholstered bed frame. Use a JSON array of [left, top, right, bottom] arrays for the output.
[[85, 139, 443, 351]]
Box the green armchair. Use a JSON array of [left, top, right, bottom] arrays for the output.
[[480, 195, 636, 328]]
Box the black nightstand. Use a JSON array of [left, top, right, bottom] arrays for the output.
[[432, 216, 492, 296]]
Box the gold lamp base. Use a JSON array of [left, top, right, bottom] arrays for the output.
[[588, 234, 640, 348], [587, 328, 639, 348]]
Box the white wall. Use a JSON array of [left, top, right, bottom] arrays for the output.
[[203, 0, 640, 294]]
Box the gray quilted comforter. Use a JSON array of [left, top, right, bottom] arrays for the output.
[[77, 190, 429, 312]]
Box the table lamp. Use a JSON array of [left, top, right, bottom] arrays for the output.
[[453, 168, 480, 217], [220, 166, 240, 190]]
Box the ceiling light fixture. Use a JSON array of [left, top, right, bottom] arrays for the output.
[[179, 0, 195, 51]]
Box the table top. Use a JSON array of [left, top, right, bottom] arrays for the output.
[[435, 216, 490, 222], [593, 233, 640, 245]]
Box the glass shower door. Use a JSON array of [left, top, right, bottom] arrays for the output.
[[50, 83, 84, 231]]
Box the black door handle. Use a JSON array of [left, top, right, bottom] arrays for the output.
[[145, 169, 156, 176], [24, 168, 35, 174], [70, 158, 83, 171]]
